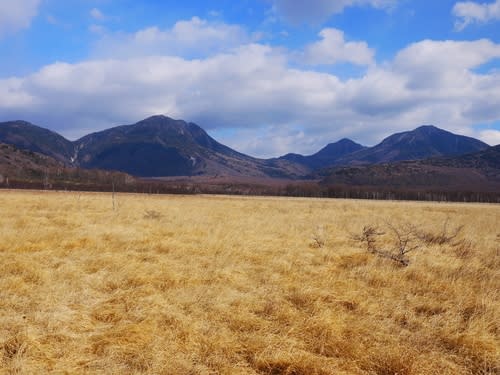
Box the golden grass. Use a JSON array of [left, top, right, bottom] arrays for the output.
[[0, 190, 498, 374]]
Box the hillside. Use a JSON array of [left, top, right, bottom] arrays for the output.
[[0, 142, 134, 190], [0, 121, 75, 163], [320, 145, 500, 192], [278, 139, 366, 169], [0, 143, 64, 182]]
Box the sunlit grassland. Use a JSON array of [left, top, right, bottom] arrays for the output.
[[0, 190, 498, 374]]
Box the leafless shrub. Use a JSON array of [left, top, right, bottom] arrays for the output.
[[351, 226, 384, 253], [452, 239, 474, 259], [311, 236, 325, 248], [386, 221, 421, 256], [416, 217, 463, 245], [143, 210, 162, 220], [352, 217, 469, 266], [310, 226, 325, 248], [352, 222, 421, 267]]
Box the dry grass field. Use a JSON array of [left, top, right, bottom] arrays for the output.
[[0, 190, 498, 374]]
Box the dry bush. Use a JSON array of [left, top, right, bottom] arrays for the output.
[[452, 239, 474, 259], [143, 209, 162, 220], [352, 218, 472, 266], [310, 225, 326, 248], [416, 217, 463, 245], [352, 222, 421, 266]]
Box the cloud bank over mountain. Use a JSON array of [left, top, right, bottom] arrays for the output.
[[0, 1, 499, 157]]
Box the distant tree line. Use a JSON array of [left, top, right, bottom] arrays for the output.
[[1, 174, 498, 203]]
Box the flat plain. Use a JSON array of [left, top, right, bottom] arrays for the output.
[[0, 190, 498, 374]]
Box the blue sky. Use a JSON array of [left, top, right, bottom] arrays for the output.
[[1, 0, 500, 157]]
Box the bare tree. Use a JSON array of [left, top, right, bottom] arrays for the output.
[[352, 222, 422, 267]]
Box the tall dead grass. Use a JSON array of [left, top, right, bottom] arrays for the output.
[[0, 190, 498, 374]]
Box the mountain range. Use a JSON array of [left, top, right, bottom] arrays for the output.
[[319, 145, 500, 192], [331, 125, 489, 166], [0, 115, 492, 179]]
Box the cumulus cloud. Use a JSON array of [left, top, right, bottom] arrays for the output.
[[343, 40, 500, 123], [0, 0, 41, 37], [270, 0, 397, 24], [1, 18, 500, 156], [453, 0, 500, 30], [301, 28, 375, 66], [92, 17, 251, 59], [392, 39, 500, 89]]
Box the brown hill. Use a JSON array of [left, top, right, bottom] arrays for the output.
[[0, 143, 134, 190], [0, 143, 63, 183], [320, 145, 500, 192]]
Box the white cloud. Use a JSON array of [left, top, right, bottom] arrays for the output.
[[270, 0, 397, 24], [92, 17, 251, 59], [302, 28, 375, 66], [90, 8, 105, 21], [213, 126, 316, 158], [342, 40, 500, 127], [392, 39, 500, 89], [1, 19, 500, 156], [478, 129, 500, 145], [0, 0, 41, 37], [453, 0, 500, 30]]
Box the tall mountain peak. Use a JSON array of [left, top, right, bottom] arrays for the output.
[[337, 125, 489, 165]]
